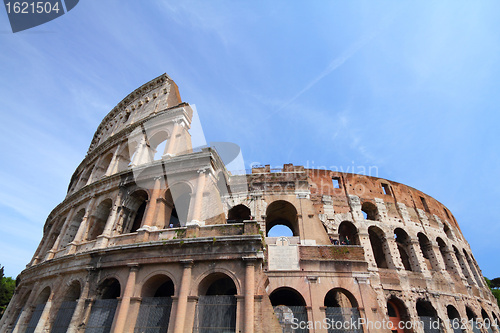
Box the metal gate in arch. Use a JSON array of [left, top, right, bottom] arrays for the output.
[[324, 307, 362, 333], [192, 295, 237, 333], [134, 297, 173, 333], [273, 305, 309, 333]]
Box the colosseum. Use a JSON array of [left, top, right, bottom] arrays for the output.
[[1, 74, 498, 333]]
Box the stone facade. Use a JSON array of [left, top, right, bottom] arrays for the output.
[[1, 74, 498, 333]]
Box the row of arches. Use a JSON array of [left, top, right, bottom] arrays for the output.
[[388, 296, 499, 333], [11, 271, 239, 333], [360, 201, 457, 241], [71, 127, 176, 194], [40, 184, 194, 259], [367, 224, 484, 286]]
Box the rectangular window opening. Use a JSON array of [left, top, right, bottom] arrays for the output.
[[420, 196, 430, 213], [332, 177, 341, 189], [382, 183, 391, 195], [443, 208, 450, 219]]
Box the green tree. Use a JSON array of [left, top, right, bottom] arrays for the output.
[[485, 277, 500, 308], [0, 266, 16, 319]]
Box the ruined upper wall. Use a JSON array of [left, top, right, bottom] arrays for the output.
[[307, 168, 461, 232], [86, 73, 182, 155]]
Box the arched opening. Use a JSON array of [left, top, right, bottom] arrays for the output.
[[463, 250, 483, 287], [25, 286, 51, 333], [394, 228, 414, 271], [149, 130, 169, 161], [86, 278, 121, 332], [51, 281, 81, 333], [266, 201, 299, 237], [195, 273, 237, 333], [453, 246, 475, 285], [270, 287, 308, 333], [77, 166, 93, 189], [122, 190, 148, 234], [368, 226, 389, 269], [41, 218, 63, 258], [361, 202, 378, 221], [466, 307, 481, 333], [418, 233, 437, 271], [116, 143, 134, 172], [87, 199, 113, 241], [436, 238, 455, 274], [227, 204, 251, 223], [387, 297, 411, 333], [338, 221, 359, 245], [164, 183, 191, 228], [444, 224, 454, 240], [480, 309, 494, 333], [135, 275, 175, 332], [447, 305, 463, 333], [11, 290, 31, 331], [92, 153, 114, 180], [324, 288, 362, 333], [416, 300, 442, 333], [60, 209, 85, 248]]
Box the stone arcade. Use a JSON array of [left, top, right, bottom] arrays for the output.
[[1, 74, 499, 333]]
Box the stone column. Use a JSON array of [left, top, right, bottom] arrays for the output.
[[67, 274, 91, 333], [68, 197, 97, 254], [143, 177, 163, 228], [163, 120, 182, 157], [409, 238, 429, 275], [189, 168, 207, 226], [96, 193, 123, 248], [73, 197, 97, 243], [12, 284, 41, 333], [105, 143, 122, 176], [307, 276, 325, 333], [131, 136, 151, 166], [244, 257, 256, 333], [33, 290, 55, 332], [112, 264, 139, 333], [173, 260, 193, 333]]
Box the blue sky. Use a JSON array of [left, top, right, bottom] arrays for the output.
[[1, 1, 499, 278]]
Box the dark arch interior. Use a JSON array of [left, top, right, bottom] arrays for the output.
[[64, 281, 81, 302], [142, 275, 175, 298], [447, 305, 461, 320], [131, 201, 147, 233], [416, 300, 437, 317], [87, 199, 113, 241], [270, 288, 306, 307], [228, 204, 251, 222], [165, 184, 192, 226], [361, 202, 378, 220], [481, 309, 491, 321], [395, 228, 412, 271], [466, 307, 477, 320], [338, 221, 359, 245], [199, 274, 237, 296], [35, 287, 51, 305], [368, 227, 388, 269], [324, 289, 358, 308], [155, 281, 174, 297], [99, 279, 121, 299]]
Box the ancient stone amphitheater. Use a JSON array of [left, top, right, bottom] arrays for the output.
[[1, 74, 498, 333]]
